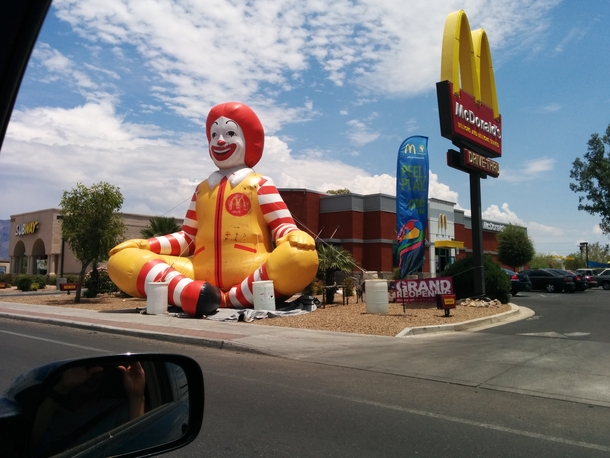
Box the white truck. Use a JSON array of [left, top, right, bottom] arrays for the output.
[[576, 268, 610, 290]]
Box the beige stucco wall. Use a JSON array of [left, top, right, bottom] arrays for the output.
[[8, 209, 183, 276]]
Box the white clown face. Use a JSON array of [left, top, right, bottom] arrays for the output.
[[209, 116, 246, 169]]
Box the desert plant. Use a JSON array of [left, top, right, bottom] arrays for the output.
[[343, 277, 355, 297]]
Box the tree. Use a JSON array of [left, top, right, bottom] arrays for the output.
[[529, 253, 562, 269], [60, 182, 125, 303], [496, 224, 534, 270], [569, 124, 610, 234], [563, 253, 583, 271], [140, 216, 181, 238], [326, 188, 351, 195], [316, 244, 357, 304]]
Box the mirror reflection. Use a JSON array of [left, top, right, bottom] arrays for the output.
[[31, 359, 190, 458]]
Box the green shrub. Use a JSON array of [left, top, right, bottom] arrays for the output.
[[441, 255, 511, 304], [84, 266, 119, 297], [0, 273, 15, 286], [16, 275, 33, 292], [33, 275, 47, 289]]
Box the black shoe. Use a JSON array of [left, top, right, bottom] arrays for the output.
[[195, 282, 222, 317]]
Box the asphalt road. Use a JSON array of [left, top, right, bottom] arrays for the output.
[[3, 319, 610, 457], [492, 287, 610, 342]]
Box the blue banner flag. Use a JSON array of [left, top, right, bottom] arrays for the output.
[[396, 136, 429, 279]]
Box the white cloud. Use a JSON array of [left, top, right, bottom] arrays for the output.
[[501, 157, 555, 183], [48, 0, 559, 129], [482, 203, 525, 224], [428, 170, 459, 204], [345, 119, 379, 146]]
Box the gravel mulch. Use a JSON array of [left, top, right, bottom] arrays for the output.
[[0, 287, 512, 337]]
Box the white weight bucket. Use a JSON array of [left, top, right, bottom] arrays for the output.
[[365, 279, 389, 314], [253, 280, 275, 311], [146, 282, 169, 315]]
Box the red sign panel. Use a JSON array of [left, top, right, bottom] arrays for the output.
[[437, 80, 502, 158], [394, 277, 454, 303]]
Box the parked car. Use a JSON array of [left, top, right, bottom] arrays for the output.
[[502, 268, 532, 296], [519, 269, 576, 293], [594, 269, 610, 290], [574, 268, 598, 288], [548, 269, 588, 291]]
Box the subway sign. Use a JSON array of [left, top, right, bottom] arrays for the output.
[[437, 10, 502, 159], [15, 221, 39, 236]]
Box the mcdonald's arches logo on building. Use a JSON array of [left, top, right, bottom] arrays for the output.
[[438, 213, 448, 231], [436, 10, 502, 159]]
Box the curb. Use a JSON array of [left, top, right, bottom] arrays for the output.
[[396, 303, 526, 337], [0, 311, 267, 356]]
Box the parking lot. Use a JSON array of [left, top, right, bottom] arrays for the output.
[[489, 287, 610, 342]]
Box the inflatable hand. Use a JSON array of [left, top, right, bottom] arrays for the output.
[[276, 230, 316, 250], [109, 239, 151, 256]]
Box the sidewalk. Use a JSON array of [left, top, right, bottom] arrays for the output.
[[0, 297, 525, 355], [3, 298, 610, 409]]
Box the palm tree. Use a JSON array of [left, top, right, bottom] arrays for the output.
[[140, 216, 181, 238], [317, 244, 358, 304]]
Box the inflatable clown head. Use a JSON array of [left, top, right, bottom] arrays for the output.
[[206, 102, 264, 169]]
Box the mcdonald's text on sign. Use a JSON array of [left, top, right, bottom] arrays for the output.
[[438, 81, 502, 158]]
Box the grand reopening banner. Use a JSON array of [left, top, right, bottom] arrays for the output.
[[395, 277, 454, 303], [396, 136, 429, 279]]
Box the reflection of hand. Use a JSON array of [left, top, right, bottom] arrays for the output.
[[117, 362, 146, 399], [118, 362, 146, 419], [276, 230, 316, 250], [54, 366, 103, 395], [109, 239, 151, 256]]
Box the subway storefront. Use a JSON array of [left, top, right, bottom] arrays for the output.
[[8, 209, 163, 276]]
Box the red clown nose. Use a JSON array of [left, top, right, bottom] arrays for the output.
[[206, 102, 265, 168]]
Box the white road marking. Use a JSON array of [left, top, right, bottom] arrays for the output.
[[0, 329, 108, 353], [517, 332, 591, 338]]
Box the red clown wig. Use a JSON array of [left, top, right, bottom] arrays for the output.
[[206, 102, 265, 168]]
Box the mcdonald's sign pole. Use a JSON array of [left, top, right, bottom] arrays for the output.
[[436, 10, 502, 297]]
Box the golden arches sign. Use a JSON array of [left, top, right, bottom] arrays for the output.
[[440, 10, 499, 120], [437, 9, 502, 159]]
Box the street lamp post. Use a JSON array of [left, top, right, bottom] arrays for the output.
[[56, 214, 65, 277], [580, 242, 589, 268]]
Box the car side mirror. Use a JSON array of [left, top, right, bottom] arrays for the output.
[[0, 353, 204, 458]]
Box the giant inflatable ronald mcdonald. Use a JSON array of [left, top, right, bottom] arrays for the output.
[[107, 102, 319, 317]]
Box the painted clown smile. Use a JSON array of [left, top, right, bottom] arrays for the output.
[[211, 143, 237, 161]]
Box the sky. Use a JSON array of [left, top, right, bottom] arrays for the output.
[[1, 0, 609, 257]]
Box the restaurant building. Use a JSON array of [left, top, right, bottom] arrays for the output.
[[8, 191, 520, 277]]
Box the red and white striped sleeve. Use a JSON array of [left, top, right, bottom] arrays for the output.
[[257, 176, 298, 241], [147, 190, 198, 256]]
